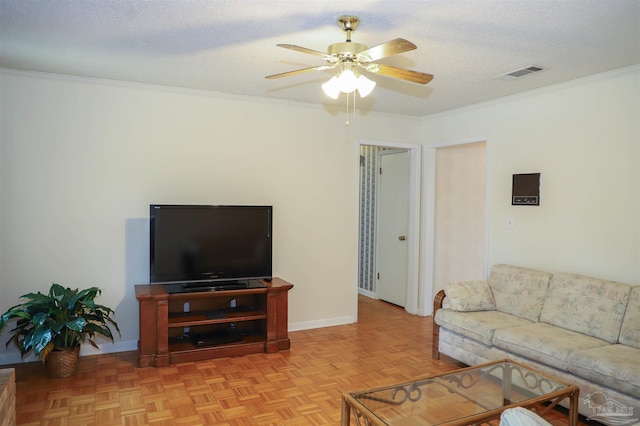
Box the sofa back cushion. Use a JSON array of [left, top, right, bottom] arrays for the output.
[[446, 280, 496, 312], [619, 285, 640, 348], [488, 264, 552, 322], [540, 273, 631, 344]]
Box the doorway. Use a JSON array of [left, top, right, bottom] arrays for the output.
[[357, 140, 421, 315], [421, 139, 489, 314]]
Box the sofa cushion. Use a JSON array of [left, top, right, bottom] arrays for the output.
[[438, 328, 511, 366], [619, 286, 640, 348], [435, 309, 532, 346], [492, 323, 610, 371], [540, 273, 631, 344], [568, 344, 640, 398], [500, 407, 552, 426], [446, 280, 496, 312], [488, 264, 552, 322]]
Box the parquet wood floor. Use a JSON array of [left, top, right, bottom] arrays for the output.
[[8, 295, 591, 425]]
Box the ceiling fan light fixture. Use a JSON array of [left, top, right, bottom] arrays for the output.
[[322, 76, 341, 99], [322, 68, 376, 99], [268, 15, 434, 105], [336, 69, 358, 93], [356, 74, 376, 97]]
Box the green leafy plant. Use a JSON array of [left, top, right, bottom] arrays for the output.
[[0, 283, 120, 362]]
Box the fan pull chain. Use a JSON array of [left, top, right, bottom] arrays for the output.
[[353, 91, 356, 125], [345, 91, 350, 126], [345, 91, 356, 126]]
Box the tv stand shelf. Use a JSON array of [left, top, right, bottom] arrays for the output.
[[135, 278, 293, 367]]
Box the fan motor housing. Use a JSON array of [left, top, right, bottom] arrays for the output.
[[328, 42, 367, 56]]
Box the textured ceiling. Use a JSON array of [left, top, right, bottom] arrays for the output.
[[1, 0, 639, 116]]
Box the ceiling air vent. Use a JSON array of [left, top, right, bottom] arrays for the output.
[[495, 65, 546, 81]]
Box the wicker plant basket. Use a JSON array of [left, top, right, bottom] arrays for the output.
[[45, 346, 80, 378]]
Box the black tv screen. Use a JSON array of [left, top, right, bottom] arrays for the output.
[[150, 205, 272, 284]]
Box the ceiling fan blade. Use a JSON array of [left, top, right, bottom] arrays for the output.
[[276, 44, 335, 62], [357, 38, 417, 62], [365, 63, 434, 84], [265, 65, 335, 79]]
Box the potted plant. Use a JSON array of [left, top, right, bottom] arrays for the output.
[[0, 283, 120, 378]]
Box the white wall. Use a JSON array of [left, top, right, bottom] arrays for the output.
[[0, 69, 421, 363], [421, 66, 640, 286], [2, 66, 638, 363]]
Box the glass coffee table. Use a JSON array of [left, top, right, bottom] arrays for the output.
[[341, 359, 579, 425]]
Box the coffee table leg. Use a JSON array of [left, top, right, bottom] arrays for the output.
[[503, 363, 513, 405], [568, 388, 579, 426], [341, 395, 351, 426]]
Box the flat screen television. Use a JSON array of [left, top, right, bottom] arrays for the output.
[[149, 205, 272, 290]]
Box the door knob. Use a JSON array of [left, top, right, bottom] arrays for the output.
[[398, 235, 406, 241]]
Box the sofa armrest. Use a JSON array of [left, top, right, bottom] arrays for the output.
[[432, 289, 447, 359], [434, 288, 447, 311]]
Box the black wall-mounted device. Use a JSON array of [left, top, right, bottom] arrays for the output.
[[512, 173, 540, 205]]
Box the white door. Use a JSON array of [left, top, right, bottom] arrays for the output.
[[376, 150, 410, 307]]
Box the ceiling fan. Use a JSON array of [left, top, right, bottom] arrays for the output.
[[266, 15, 434, 99]]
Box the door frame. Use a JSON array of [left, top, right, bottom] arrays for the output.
[[420, 135, 491, 315], [357, 139, 422, 315]]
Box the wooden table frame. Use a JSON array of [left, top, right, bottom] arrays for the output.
[[341, 359, 579, 426]]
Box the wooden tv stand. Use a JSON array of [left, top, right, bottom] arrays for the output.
[[135, 278, 293, 367]]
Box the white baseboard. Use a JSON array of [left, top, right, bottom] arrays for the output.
[[358, 288, 377, 299], [0, 340, 139, 366], [0, 318, 364, 365], [79, 340, 139, 356], [288, 315, 356, 332], [0, 352, 37, 366]]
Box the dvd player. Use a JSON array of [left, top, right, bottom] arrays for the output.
[[190, 329, 243, 347]]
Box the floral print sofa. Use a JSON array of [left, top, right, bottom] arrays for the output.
[[432, 264, 639, 420]]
